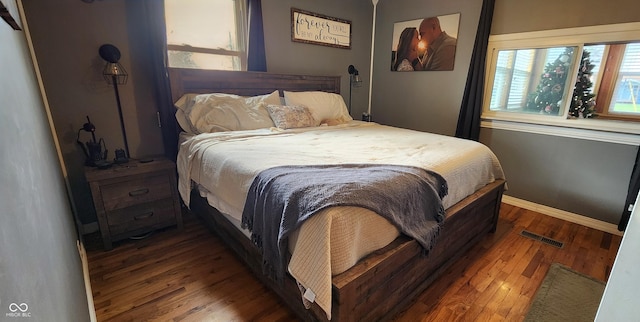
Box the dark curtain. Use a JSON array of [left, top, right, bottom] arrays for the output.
[[129, 1, 178, 161], [618, 147, 640, 231], [247, 0, 267, 72], [455, 0, 495, 140], [128, 1, 265, 160]]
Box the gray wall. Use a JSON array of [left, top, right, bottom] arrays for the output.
[[491, 0, 640, 34], [21, 0, 637, 228], [483, 0, 640, 224], [22, 0, 165, 227], [262, 0, 373, 119], [371, 0, 639, 224], [0, 10, 90, 322], [480, 130, 637, 224], [22, 0, 373, 229], [371, 0, 482, 135]]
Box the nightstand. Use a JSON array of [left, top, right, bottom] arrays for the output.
[[85, 158, 183, 250]]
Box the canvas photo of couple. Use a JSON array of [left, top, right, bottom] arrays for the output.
[[391, 13, 460, 72]]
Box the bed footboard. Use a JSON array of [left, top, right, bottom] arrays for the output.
[[191, 179, 505, 321]]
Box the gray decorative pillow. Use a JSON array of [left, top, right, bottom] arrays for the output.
[[266, 104, 317, 129]]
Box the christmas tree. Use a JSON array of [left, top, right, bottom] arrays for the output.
[[525, 47, 574, 115], [568, 49, 597, 118]]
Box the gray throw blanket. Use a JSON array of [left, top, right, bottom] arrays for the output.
[[241, 164, 448, 282]]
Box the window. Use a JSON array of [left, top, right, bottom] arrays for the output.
[[597, 43, 640, 119], [489, 47, 578, 114], [165, 0, 247, 71], [483, 22, 640, 144]]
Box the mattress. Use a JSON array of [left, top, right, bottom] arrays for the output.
[[177, 121, 505, 319]]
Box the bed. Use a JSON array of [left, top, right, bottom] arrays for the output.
[[166, 68, 506, 321]]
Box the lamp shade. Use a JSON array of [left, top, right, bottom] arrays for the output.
[[348, 65, 362, 87], [99, 44, 121, 63], [102, 62, 128, 85], [99, 44, 128, 85]]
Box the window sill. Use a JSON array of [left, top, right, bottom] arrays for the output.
[[481, 115, 640, 145], [594, 114, 640, 123]]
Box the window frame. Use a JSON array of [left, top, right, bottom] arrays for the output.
[[165, 0, 248, 71], [482, 22, 640, 145], [596, 43, 640, 121]]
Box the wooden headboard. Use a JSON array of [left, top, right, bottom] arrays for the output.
[[161, 68, 341, 160], [168, 68, 341, 103]]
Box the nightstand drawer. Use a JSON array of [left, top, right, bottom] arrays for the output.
[[107, 198, 175, 236], [102, 173, 172, 211]]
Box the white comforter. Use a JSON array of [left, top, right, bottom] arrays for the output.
[[177, 121, 505, 319]]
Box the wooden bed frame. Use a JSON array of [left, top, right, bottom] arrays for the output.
[[167, 68, 505, 321]]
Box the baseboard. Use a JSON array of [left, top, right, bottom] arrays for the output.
[[82, 222, 99, 235], [502, 195, 623, 236], [77, 240, 97, 322]]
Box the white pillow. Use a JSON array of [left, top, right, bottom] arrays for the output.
[[283, 91, 352, 126], [174, 90, 280, 134]]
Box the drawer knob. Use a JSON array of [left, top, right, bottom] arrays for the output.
[[134, 211, 154, 220], [129, 188, 150, 197]]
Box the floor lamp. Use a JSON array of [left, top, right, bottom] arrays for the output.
[[99, 44, 130, 163]]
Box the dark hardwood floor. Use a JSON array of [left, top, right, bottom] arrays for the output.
[[87, 203, 621, 321]]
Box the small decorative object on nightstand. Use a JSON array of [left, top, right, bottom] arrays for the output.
[[85, 158, 183, 250]]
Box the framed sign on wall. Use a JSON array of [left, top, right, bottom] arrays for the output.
[[291, 8, 351, 49]]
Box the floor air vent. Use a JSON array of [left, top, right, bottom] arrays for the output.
[[520, 230, 564, 248]]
